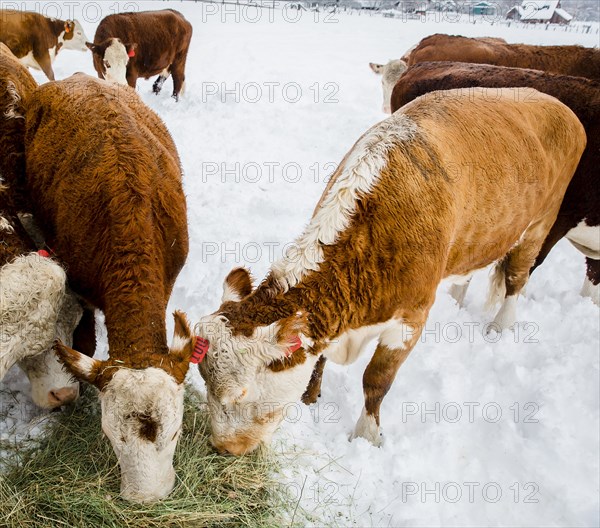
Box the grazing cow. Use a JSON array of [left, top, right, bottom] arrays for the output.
[[87, 10, 192, 101], [391, 61, 600, 307], [189, 88, 585, 455], [0, 9, 88, 81], [0, 50, 80, 406], [0, 207, 82, 408], [370, 34, 600, 113], [22, 74, 190, 502]]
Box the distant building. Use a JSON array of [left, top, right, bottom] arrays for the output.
[[506, 0, 573, 25], [472, 1, 496, 16]]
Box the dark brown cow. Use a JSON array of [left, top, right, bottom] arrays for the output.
[[190, 88, 585, 455], [87, 9, 192, 101], [391, 61, 599, 307], [370, 34, 600, 113], [0, 9, 88, 80], [406, 34, 600, 79], [22, 74, 191, 502], [0, 43, 80, 407]]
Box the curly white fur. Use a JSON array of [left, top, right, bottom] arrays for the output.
[[271, 112, 418, 292], [0, 253, 81, 407]]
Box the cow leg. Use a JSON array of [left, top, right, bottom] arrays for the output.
[[582, 257, 600, 305], [301, 355, 327, 405], [448, 277, 471, 308], [72, 307, 96, 358], [490, 216, 558, 330], [170, 54, 188, 101], [33, 49, 55, 81], [126, 70, 138, 90], [529, 215, 574, 277], [352, 314, 426, 446], [153, 69, 171, 95]]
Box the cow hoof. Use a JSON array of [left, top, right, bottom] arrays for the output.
[[350, 408, 382, 446], [171, 93, 179, 102]]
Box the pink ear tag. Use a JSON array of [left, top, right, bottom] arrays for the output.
[[191, 337, 209, 364], [285, 336, 303, 357], [128, 48, 135, 58]]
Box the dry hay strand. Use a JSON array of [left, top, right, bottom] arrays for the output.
[[0, 388, 286, 528]]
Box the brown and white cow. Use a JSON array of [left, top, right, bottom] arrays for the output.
[[0, 9, 88, 81], [21, 74, 190, 502], [370, 34, 600, 113], [87, 9, 192, 101], [391, 62, 600, 307], [190, 88, 585, 455], [0, 47, 80, 407]]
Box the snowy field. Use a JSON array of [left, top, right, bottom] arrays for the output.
[[1, 1, 599, 526]]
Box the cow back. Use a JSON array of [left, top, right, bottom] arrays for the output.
[[0, 10, 62, 58], [405, 34, 600, 81], [391, 61, 599, 226], [24, 74, 188, 305]]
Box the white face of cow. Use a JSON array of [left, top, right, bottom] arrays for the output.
[[18, 349, 79, 408], [87, 38, 136, 86], [54, 313, 193, 502], [369, 59, 408, 113], [100, 367, 184, 502], [195, 269, 318, 456], [60, 20, 89, 52]]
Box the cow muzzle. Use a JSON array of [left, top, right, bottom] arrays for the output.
[[119, 466, 176, 503]]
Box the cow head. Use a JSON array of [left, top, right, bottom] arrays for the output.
[[18, 349, 79, 408], [87, 39, 137, 85], [1, 252, 79, 408], [54, 312, 194, 502], [18, 289, 82, 409], [60, 20, 89, 52], [369, 59, 407, 113], [194, 268, 318, 456]]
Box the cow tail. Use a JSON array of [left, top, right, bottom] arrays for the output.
[[485, 258, 507, 310]]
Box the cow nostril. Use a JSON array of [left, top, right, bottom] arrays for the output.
[[49, 387, 79, 406], [210, 441, 228, 456]]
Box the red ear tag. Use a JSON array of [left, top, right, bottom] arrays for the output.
[[128, 49, 135, 58], [37, 249, 51, 258], [191, 337, 209, 364], [285, 336, 303, 357]]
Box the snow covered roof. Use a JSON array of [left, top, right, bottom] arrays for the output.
[[509, 1, 572, 22]]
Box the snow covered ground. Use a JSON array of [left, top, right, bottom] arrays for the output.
[[1, 2, 599, 526]]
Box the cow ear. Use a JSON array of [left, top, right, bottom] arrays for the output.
[[86, 42, 98, 53], [53, 340, 101, 385], [222, 267, 253, 303], [277, 311, 308, 346], [170, 310, 194, 356], [125, 43, 137, 57], [369, 62, 384, 74], [64, 20, 74, 33]]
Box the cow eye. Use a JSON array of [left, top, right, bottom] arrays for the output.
[[103, 60, 110, 69]]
